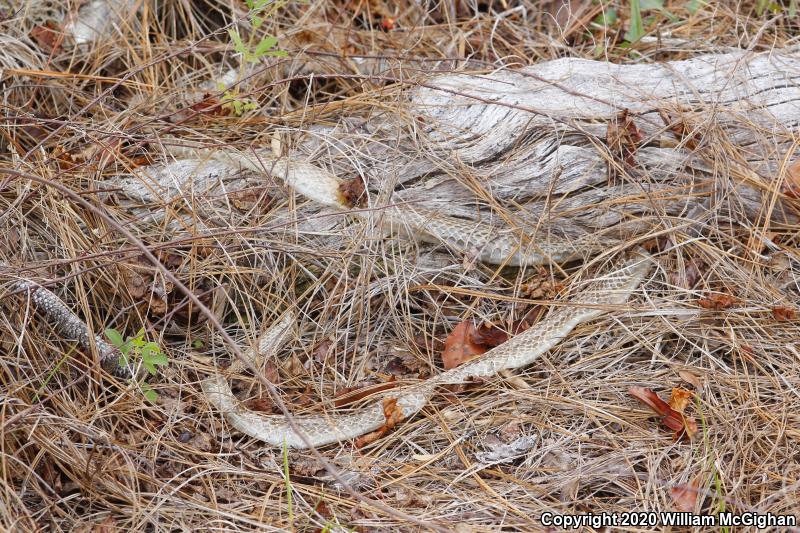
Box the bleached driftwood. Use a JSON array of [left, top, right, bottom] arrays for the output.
[[298, 49, 800, 236], [107, 50, 800, 244]]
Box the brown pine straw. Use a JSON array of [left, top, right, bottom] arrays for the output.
[[1, 1, 800, 531]]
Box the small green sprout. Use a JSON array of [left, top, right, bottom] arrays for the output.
[[228, 0, 288, 64], [220, 0, 289, 115], [105, 327, 168, 402], [218, 83, 259, 116]]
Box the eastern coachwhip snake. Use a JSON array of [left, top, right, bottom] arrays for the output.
[[200, 154, 654, 448], [4, 153, 654, 449]]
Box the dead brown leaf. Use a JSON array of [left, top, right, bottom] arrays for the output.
[[678, 370, 703, 390], [190, 94, 228, 116], [470, 322, 510, 347], [312, 338, 334, 363], [379, 17, 395, 31], [629, 386, 671, 417], [333, 378, 398, 408], [548, 0, 587, 31], [520, 267, 564, 300], [91, 516, 119, 533], [227, 186, 272, 212], [242, 397, 274, 413], [670, 477, 703, 512], [670, 257, 705, 289], [658, 109, 701, 150], [771, 306, 797, 321], [30, 22, 63, 52], [629, 386, 698, 441], [354, 397, 404, 448], [668, 387, 694, 413], [783, 158, 800, 199], [697, 293, 740, 310], [441, 321, 488, 370], [172, 94, 231, 123], [738, 344, 756, 362], [261, 361, 280, 384], [188, 431, 214, 452], [385, 347, 429, 378], [607, 108, 644, 184], [281, 353, 307, 379], [290, 456, 326, 477]]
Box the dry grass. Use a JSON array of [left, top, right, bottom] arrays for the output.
[[1, 1, 799, 531]]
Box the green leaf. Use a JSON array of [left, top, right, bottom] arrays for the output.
[[192, 339, 204, 348], [252, 15, 264, 29], [594, 8, 618, 26], [146, 351, 169, 368], [131, 337, 146, 349], [119, 340, 132, 356], [228, 29, 247, 56], [105, 328, 124, 348], [142, 359, 157, 375], [624, 0, 645, 42], [254, 36, 279, 57], [265, 49, 288, 57], [140, 343, 155, 362], [142, 384, 158, 403], [640, 0, 664, 9]]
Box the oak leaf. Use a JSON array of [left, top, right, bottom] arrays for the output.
[[697, 293, 740, 310], [441, 321, 489, 370], [670, 477, 703, 512], [629, 386, 698, 441], [771, 306, 796, 321], [30, 22, 63, 52]]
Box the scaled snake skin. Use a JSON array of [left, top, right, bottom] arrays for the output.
[[4, 154, 653, 449], [200, 155, 654, 449]]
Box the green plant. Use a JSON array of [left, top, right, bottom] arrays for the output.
[[218, 84, 259, 116], [222, 0, 289, 115], [229, 0, 288, 64], [283, 439, 294, 526], [624, 0, 677, 43], [593, 6, 618, 27], [33, 348, 73, 402], [105, 327, 168, 402], [625, 0, 645, 41], [685, 0, 706, 14], [696, 395, 729, 533]]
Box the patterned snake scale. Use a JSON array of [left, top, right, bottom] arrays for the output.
[[2, 154, 653, 449], [201, 155, 655, 449]]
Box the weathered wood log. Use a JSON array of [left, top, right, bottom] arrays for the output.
[[300, 49, 800, 237], [107, 50, 799, 247]]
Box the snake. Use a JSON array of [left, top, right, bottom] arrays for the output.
[[200, 154, 654, 449], [3, 153, 653, 449]]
